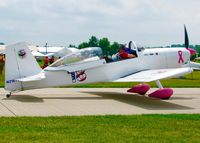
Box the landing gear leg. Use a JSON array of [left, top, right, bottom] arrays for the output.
[[155, 80, 163, 89]]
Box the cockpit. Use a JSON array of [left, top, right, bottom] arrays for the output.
[[49, 41, 145, 68], [111, 41, 145, 61], [50, 47, 103, 67]]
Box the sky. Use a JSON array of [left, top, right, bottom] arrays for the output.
[[0, 0, 200, 47]]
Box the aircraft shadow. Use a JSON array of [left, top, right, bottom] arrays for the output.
[[170, 97, 195, 100], [3, 95, 44, 103], [2, 92, 194, 111], [2, 95, 112, 103], [82, 91, 193, 110]]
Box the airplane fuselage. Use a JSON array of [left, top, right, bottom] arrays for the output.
[[14, 47, 190, 91]]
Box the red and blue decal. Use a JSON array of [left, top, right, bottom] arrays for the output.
[[70, 70, 87, 83]]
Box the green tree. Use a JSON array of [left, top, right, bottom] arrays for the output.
[[109, 42, 120, 55], [99, 38, 110, 56], [194, 45, 200, 57], [78, 42, 89, 49], [171, 44, 184, 47], [69, 44, 77, 48], [88, 36, 99, 47]]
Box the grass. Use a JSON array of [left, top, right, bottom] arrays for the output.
[[0, 65, 5, 86], [0, 114, 199, 143]]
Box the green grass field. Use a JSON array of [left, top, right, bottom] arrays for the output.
[[0, 114, 199, 143], [0, 65, 5, 87]]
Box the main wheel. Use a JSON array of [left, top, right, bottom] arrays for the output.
[[148, 88, 173, 100]]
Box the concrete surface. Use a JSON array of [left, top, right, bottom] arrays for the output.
[[0, 88, 200, 116]]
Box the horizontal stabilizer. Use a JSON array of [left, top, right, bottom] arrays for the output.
[[115, 67, 193, 82], [17, 72, 46, 82]]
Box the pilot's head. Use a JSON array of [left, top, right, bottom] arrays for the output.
[[119, 44, 125, 51], [120, 44, 126, 50]]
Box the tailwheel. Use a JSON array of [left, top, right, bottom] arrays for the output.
[[148, 80, 173, 100], [127, 84, 150, 95], [6, 93, 11, 98]]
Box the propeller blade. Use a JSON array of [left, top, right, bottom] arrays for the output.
[[184, 25, 196, 56], [184, 25, 189, 48]]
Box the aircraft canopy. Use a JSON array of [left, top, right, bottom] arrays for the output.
[[50, 47, 103, 67]]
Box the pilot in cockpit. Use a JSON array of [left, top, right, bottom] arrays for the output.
[[119, 44, 137, 59]]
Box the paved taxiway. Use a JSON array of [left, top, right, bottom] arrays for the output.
[[0, 88, 199, 116]]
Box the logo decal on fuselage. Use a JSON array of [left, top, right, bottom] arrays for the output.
[[18, 49, 26, 59], [178, 50, 184, 64], [70, 70, 87, 83]]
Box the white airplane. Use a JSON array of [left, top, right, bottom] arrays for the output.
[[5, 26, 200, 99]]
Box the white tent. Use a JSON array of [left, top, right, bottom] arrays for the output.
[[31, 51, 45, 57], [38, 46, 64, 54], [0, 45, 6, 54]]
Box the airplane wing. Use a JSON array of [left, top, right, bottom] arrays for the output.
[[189, 62, 200, 70], [17, 72, 46, 82], [115, 67, 193, 82]]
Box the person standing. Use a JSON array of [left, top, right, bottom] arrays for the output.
[[49, 56, 54, 64], [0, 54, 5, 75], [43, 56, 49, 68]]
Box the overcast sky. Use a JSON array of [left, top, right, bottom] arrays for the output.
[[0, 0, 200, 46]]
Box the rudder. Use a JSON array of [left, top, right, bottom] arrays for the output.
[[5, 42, 42, 91]]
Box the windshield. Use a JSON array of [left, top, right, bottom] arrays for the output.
[[50, 47, 103, 67], [129, 41, 145, 51]]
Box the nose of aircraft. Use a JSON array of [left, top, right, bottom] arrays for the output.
[[187, 48, 196, 57], [183, 49, 191, 62]]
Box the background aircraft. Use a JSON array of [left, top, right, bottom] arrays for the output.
[[5, 26, 200, 99]]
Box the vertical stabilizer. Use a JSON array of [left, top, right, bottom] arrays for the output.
[[5, 42, 42, 91]]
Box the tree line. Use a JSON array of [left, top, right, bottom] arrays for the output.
[[69, 36, 120, 57]]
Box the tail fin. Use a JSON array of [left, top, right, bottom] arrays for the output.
[[5, 42, 42, 91]]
